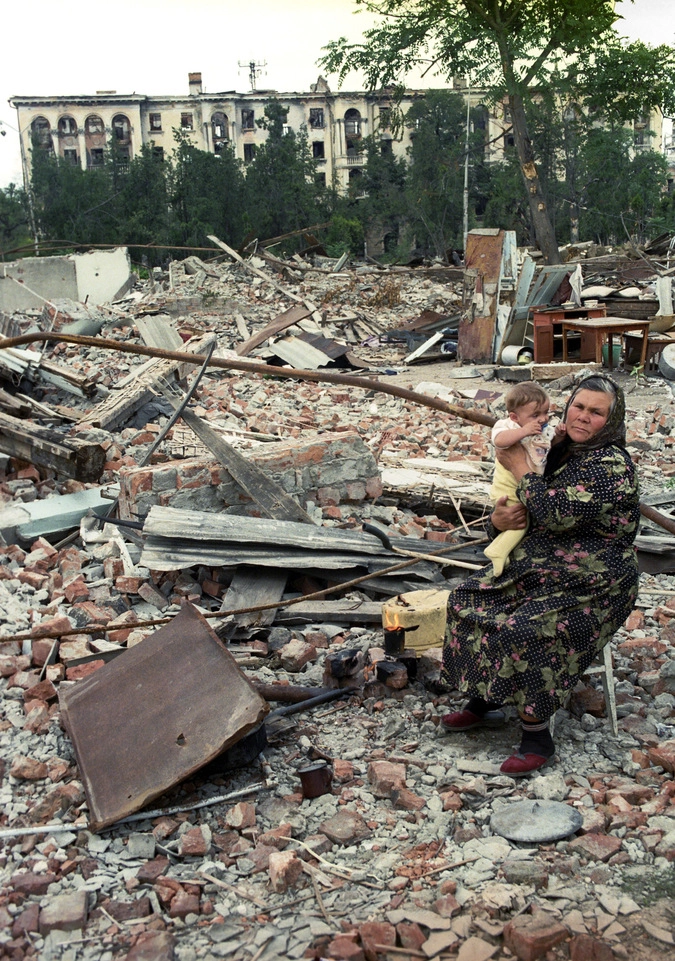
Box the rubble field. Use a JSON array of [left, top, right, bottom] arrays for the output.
[[1, 250, 675, 961]]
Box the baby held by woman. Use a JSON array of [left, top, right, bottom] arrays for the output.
[[485, 383, 563, 575]]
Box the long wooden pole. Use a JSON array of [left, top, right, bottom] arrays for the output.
[[0, 332, 496, 426]]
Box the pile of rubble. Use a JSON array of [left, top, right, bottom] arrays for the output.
[[1, 246, 675, 961]]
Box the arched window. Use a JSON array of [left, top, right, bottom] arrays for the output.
[[58, 116, 78, 136], [31, 116, 53, 150], [212, 111, 229, 153], [112, 114, 131, 143], [344, 108, 361, 137], [85, 115, 105, 136]]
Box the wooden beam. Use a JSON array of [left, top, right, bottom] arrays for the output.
[[0, 411, 105, 482]]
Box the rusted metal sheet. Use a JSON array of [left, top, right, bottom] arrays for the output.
[[59, 602, 268, 831], [458, 231, 505, 364]]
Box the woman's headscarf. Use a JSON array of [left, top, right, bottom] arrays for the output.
[[546, 373, 626, 473]]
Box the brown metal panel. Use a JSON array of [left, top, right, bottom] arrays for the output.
[[458, 232, 504, 363], [59, 602, 268, 831]]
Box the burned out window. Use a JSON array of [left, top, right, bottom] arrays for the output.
[[379, 107, 391, 130], [116, 145, 131, 164], [212, 111, 228, 142], [243, 143, 256, 163], [344, 108, 361, 137], [31, 116, 53, 150], [180, 112, 194, 131], [149, 113, 162, 131], [89, 148, 105, 168], [380, 139, 393, 156], [312, 141, 325, 160], [152, 146, 164, 161], [241, 109, 255, 130], [112, 114, 131, 143], [63, 149, 78, 165], [58, 116, 77, 136], [309, 108, 324, 129], [85, 115, 105, 135], [315, 172, 326, 187]]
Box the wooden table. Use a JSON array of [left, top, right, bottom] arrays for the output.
[[561, 317, 651, 371]]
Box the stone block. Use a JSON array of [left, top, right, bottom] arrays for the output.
[[358, 920, 396, 961], [39, 891, 88, 935]]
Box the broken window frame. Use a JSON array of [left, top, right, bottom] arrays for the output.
[[58, 116, 78, 137], [309, 108, 324, 129], [31, 116, 53, 150], [211, 111, 229, 144], [63, 148, 79, 165], [112, 114, 131, 143], [149, 112, 162, 132], [312, 140, 325, 160], [241, 109, 255, 131], [180, 112, 194, 131], [85, 115, 105, 136], [344, 108, 362, 138], [152, 146, 164, 162], [88, 147, 105, 169], [243, 142, 256, 163]]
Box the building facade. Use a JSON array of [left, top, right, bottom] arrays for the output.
[[9, 73, 506, 193], [9, 72, 666, 199]]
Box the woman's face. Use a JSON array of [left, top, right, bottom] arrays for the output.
[[565, 389, 613, 443]]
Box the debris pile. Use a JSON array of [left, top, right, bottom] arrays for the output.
[[1, 240, 675, 960]]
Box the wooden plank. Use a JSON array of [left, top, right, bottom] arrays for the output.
[[135, 315, 184, 351], [160, 399, 314, 525], [83, 334, 216, 432], [274, 600, 382, 625], [235, 304, 312, 357], [140, 538, 440, 578], [208, 233, 306, 306], [0, 411, 105, 482], [221, 566, 287, 628]]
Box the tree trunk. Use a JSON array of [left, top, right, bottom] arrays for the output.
[[509, 93, 561, 264]]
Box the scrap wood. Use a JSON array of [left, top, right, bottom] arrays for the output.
[[208, 233, 311, 308], [0, 536, 488, 646], [235, 303, 312, 356]]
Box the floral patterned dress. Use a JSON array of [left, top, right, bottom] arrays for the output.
[[442, 444, 640, 719]]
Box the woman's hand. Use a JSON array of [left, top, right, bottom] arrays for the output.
[[491, 495, 528, 531], [496, 444, 531, 481]]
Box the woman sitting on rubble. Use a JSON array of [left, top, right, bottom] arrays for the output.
[[440, 373, 639, 776]]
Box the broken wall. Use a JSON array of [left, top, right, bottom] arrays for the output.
[[0, 248, 132, 312], [118, 431, 383, 520]]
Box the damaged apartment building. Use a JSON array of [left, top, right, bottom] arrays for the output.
[[10, 72, 508, 195]]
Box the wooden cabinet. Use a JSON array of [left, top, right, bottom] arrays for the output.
[[531, 307, 606, 363]]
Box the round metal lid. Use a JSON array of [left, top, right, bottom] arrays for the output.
[[490, 800, 583, 843]]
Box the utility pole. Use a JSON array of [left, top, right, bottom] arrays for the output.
[[462, 77, 471, 255], [238, 60, 267, 92]]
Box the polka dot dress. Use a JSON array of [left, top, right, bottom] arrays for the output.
[[441, 445, 640, 719]]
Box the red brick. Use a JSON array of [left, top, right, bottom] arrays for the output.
[[11, 872, 58, 896], [648, 740, 675, 773], [358, 921, 396, 961], [503, 913, 568, 961], [66, 660, 106, 680], [39, 891, 88, 935], [569, 934, 614, 961], [269, 850, 303, 892], [568, 833, 622, 862], [368, 760, 406, 798], [10, 756, 48, 780], [23, 678, 57, 703], [168, 890, 200, 919]]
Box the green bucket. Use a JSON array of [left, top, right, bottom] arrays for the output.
[[601, 343, 622, 367]]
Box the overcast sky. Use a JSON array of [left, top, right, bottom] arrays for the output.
[[1, 0, 672, 189]]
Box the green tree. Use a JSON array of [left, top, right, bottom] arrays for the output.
[[403, 90, 485, 258], [0, 184, 32, 257], [243, 101, 328, 247], [321, 0, 675, 264], [30, 142, 117, 245], [169, 130, 246, 249]]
